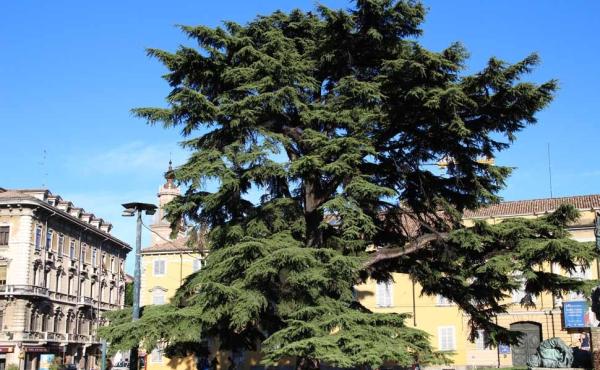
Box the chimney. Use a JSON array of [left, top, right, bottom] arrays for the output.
[[69, 207, 82, 218], [80, 213, 93, 223], [100, 223, 113, 234], [57, 201, 73, 212], [90, 217, 103, 229]]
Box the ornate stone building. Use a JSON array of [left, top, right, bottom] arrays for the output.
[[0, 188, 130, 370]]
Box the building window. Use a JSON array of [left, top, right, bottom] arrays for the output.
[[46, 230, 53, 251], [58, 234, 65, 255], [153, 260, 166, 276], [65, 315, 72, 333], [81, 244, 87, 262], [56, 272, 62, 293], [193, 258, 203, 272], [376, 280, 393, 307], [0, 226, 9, 246], [150, 348, 163, 363], [53, 313, 60, 333], [0, 265, 6, 285], [41, 314, 48, 332], [92, 249, 97, 266], [436, 295, 452, 306], [69, 240, 76, 259], [512, 281, 526, 303], [110, 257, 115, 272], [438, 326, 455, 351], [475, 329, 491, 350], [45, 270, 50, 289], [35, 225, 43, 250], [152, 289, 166, 305], [30, 310, 38, 331]]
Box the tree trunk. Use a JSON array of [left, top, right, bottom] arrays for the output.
[[304, 179, 323, 247], [296, 357, 320, 370]]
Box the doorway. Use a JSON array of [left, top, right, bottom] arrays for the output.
[[510, 322, 542, 366]]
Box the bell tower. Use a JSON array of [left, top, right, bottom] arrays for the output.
[[150, 161, 182, 245]]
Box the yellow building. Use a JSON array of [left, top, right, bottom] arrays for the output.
[[139, 164, 206, 370], [356, 194, 600, 369], [141, 177, 600, 370]]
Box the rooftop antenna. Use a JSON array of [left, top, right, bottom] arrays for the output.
[[547, 143, 553, 199], [39, 149, 48, 188]]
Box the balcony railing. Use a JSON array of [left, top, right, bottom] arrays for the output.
[[45, 332, 67, 341], [68, 333, 89, 342], [0, 331, 45, 341], [0, 331, 95, 343], [49, 291, 77, 303], [77, 296, 94, 306], [0, 285, 49, 298]]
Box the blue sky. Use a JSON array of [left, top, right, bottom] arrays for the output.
[[1, 1, 599, 273]]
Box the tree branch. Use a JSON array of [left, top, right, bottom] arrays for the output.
[[364, 232, 449, 268]]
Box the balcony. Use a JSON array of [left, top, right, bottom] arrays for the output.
[[0, 331, 44, 341], [0, 285, 49, 298], [45, 332, 67, 342], [49, 292, 77, 303], [77, 296, 94, 307], [67, 333, 89, 343]]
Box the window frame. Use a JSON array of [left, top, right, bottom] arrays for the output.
[[0, 226, 9, 246], [438, 326, 456, 351], [152, 289, 166, 305], [0, 265, 7, 285], [193, 258, 203, 272], [46, 229, 53, 251], [69, 240, 76, 259], [153, 260, 166, 276], [58, 234, 65, 255], [475, 329, 491, 350], [376, 280, 393, 308], [150, 348, 163, 363], [34, 225, 43, 250], [436, 295, 452, 306]]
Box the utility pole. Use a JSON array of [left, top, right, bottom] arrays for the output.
[[122, 202, 157, 370]]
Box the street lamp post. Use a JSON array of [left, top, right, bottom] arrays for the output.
[[122, 202, 157, 370]]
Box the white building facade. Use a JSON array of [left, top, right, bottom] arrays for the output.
[[0, 188, 130, 370]]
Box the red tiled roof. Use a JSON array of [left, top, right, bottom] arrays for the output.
[[141, 236, 200, 254], [464, 194, 600, 218]]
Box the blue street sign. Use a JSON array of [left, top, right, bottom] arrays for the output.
[[563, 301, 588, 328], [498, 343, 510, 354]]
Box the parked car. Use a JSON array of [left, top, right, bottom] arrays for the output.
[[112, 361, 129, 370]]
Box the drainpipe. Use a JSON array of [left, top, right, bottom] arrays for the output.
[[411, 278, 417, 327], [549, 310, 556, 337]]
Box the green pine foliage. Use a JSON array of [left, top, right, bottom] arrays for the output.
[[100, 1, 598, 368]]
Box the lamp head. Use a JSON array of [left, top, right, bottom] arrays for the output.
[[121, 202, 158, 216]]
